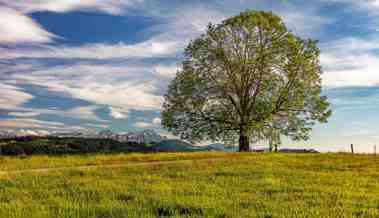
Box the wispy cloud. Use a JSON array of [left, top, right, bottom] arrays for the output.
[[0, 6, 55, 44], [328, 0, 379, 12], [321, 37, 379, 87], [281, 11, 333, 37], [0, 0, 144, 45], [0, 40, 179, 60], [60, 106, 107, 122], [9, 63, 164, 115], [84, 123, 109, 129], [0, 0, 143, 15], [133, 117, 161, 129], [109, 107, 128, 119], [0, 83, 34, 110], [134, 121, 152, 128], [7, 111, 41, 117], [7, 106, 109, 122], [153, 64, 179, 78], [0, 118, 84, 131]]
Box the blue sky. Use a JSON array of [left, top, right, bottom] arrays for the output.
[[0, 0, 379, 152]]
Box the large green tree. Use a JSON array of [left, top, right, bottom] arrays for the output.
[[162, 10, 331, 152]]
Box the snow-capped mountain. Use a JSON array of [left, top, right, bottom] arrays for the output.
[[0, 129, 165, 144], [0, 129, 51, 138], [98, 129, 165, 143]]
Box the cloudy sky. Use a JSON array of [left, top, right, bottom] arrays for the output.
[[1, 0, 379, 152]]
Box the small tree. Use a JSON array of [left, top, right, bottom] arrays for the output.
[[162, 10, 331, 152]]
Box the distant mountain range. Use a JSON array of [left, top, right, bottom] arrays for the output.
[[97, 129, 165, 144], [0, 129, 318, 153], [203, 143, 239, 152], [0, 129, 166, 144], [0, 129, 51, 137], [0, 129, 239, 152], [154, 140, 209, 152]]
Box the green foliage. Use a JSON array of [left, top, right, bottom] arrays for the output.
[[162, 10, 331, 150], [0, 153, 378, 218]]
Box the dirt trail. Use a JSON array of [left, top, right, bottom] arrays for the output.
[[0, 157, 233, 175]]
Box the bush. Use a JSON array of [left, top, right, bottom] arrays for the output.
[[0, 144, 25, 155]]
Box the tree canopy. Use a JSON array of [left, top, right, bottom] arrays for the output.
[[162, 10, 332, 151]]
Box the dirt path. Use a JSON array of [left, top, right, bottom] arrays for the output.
[[0, 157, 233, 175]]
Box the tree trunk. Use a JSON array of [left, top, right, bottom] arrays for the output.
[[238, 127, 250, 152], [269, 141, 273, 152]]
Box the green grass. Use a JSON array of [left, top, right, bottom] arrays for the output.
[[0, 152, 248, 171], [0, 152, 379, 218]]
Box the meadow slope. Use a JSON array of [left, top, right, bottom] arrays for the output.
[[0, 152, 378, 218]]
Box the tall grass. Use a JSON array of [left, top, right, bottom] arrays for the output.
[[0, 153, 378, 217]]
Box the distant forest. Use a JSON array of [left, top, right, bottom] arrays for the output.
[[0, 136, 154, 155]]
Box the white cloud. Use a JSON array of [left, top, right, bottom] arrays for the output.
[[148, 1, 332, 45], [153, 65, 179, 77], [322, 37, 379, 54], [168, 6, 226, 35], [0, 2, 224, 59], [328, 0, 379, 11], [325, 0, 379, 32], [6, 105, 108, 122], [279, 10, 334, 37], [0, 0, 333, 59], [71, 82, 163, 111], [322, 56, 379, 87], [8, 111, 40, 117], [109, 107, 128, 119], [0, 83, 34, 110], [133, 117, 160, 129], [0, 0, 144, 45], [0, 78, 107, 123], [320, 37, 379, 87], [152, 117, 161, 125], [1, 0, 143, 15], [0, 118, 87, 131], [63, 106, 105, 121], [134, 121, 152, 128], [10, 63, 164, 114], [0, 118, 61, 128], [0, 6, 54, 44], [84, 123, 109, 129], [1, 40, 179, 60]]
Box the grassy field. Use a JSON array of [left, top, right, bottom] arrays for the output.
[[0, 152, 379, 218]]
